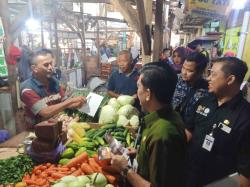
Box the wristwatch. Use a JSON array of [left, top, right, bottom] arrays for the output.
[[121, 165, 132, 178]]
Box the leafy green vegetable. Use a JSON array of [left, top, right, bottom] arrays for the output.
[[0, 155, 34, 185]]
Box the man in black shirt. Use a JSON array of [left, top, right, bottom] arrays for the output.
[[185, 57, 250, 187]]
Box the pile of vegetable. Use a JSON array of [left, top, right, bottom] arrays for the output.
[[62, 124, 135, 162], [0, 155, 34, 185], [99, 96, 140, 129], [22, 152, 119, 187], [52, 173, 114, 187]]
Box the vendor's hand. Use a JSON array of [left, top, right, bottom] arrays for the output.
[[67, 96, 86, 109], [127, 147, 137, 159], [111, 155, 129, 174]]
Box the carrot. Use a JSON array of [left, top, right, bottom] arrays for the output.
[[46, 163, 52, 167], [35, 169, 42, 175], [71, 169, 82, 176], [103, 173, 117, 184], [31, 174, 36, 180], [40, 165, 47, 171], [70, 167, 77, 172], [88, 158, 102, 173], [51, 172, 67, 180], [102, 165, 119, 174], [24, 179, 37, 185], [40, 172, 48, 178], [65, 152, 88, 168], [58, 167, 70, 172], [36, 178, 47, 186], [81, 163, 94, 174]]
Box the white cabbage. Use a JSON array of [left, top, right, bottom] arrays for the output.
[[117, 95, 135, 106], [130, 115, 139, 128], [98, 105, 118, 124], [117, 104, 139, 119], [117, 115, 129, 127], [108, 98, 121, 111]]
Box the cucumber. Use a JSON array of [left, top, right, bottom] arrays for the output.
[[100, 124, 116, 129], [93, 139, 99, 146], [82, 137, 91, 141], [96, 137, 105, 145], [80, 140, 96, 148], [114, 132, 124, 137], [114, 136, 126, 142], [85, 129, 96, 138], [93, 129, 107, 139], [123, 128, 129, 137], [126, 133, 131, 146], [66, 142, 79, 151], [114, 127, 125, 132]]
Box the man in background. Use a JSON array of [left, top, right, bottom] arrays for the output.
[[107, 50, 139, 98]]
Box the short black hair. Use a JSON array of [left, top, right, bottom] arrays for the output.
[[213, 57, 248, 84], [185, 52, 209, 73], [31, 48, 54, 65], [163, 47, 171, 52], [140, 62, 177, 104]]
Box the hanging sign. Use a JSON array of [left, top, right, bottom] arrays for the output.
[[0, 17, 8, 77], [186, 0, 230, 19], [223, 27, 240, 55]]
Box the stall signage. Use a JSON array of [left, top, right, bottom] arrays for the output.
[[0, 18, 8, 77], [186, 0, 230, 19], [223, 27, 240, 54]]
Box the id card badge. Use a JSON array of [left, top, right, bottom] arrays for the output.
[[202, 134, 215, 152]]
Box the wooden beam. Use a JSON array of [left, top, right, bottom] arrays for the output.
[[135, 0, 150, 55], [85, 15, 126, 23], [153, 0, 163, 61], [110, 0, 139, 31]]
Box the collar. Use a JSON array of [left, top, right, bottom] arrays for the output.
[[180, 75, 208, 90], [31, 75, 59, 92], [31, 75, 44, 87], [118, 68, 137, 77], [217, 92, 243, 110], [144, 106, 172, 129]]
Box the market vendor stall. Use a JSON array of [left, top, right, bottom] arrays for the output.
[[0, 93, 139, 187]]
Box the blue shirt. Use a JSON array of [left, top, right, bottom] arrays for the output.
[[107, 69, 139, 96], [172, 75, 209, 123]]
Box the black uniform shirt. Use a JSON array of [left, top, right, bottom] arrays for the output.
[[185, 92, 250, 186]]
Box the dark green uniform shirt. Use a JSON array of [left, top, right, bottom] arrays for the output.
[[137, 107, 187, 187]]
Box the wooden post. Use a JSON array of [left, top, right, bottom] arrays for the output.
[[96, 21, 100, 71], [80, 3, 86, 60], [54, 18, 60, 67], [140, 0, 152, 64], [49, 22, 53, 49], [41, 20, 44, 47], [135, 0, 150, 55], [0, 0, 11, 49], [153, 0, 163, 61]]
